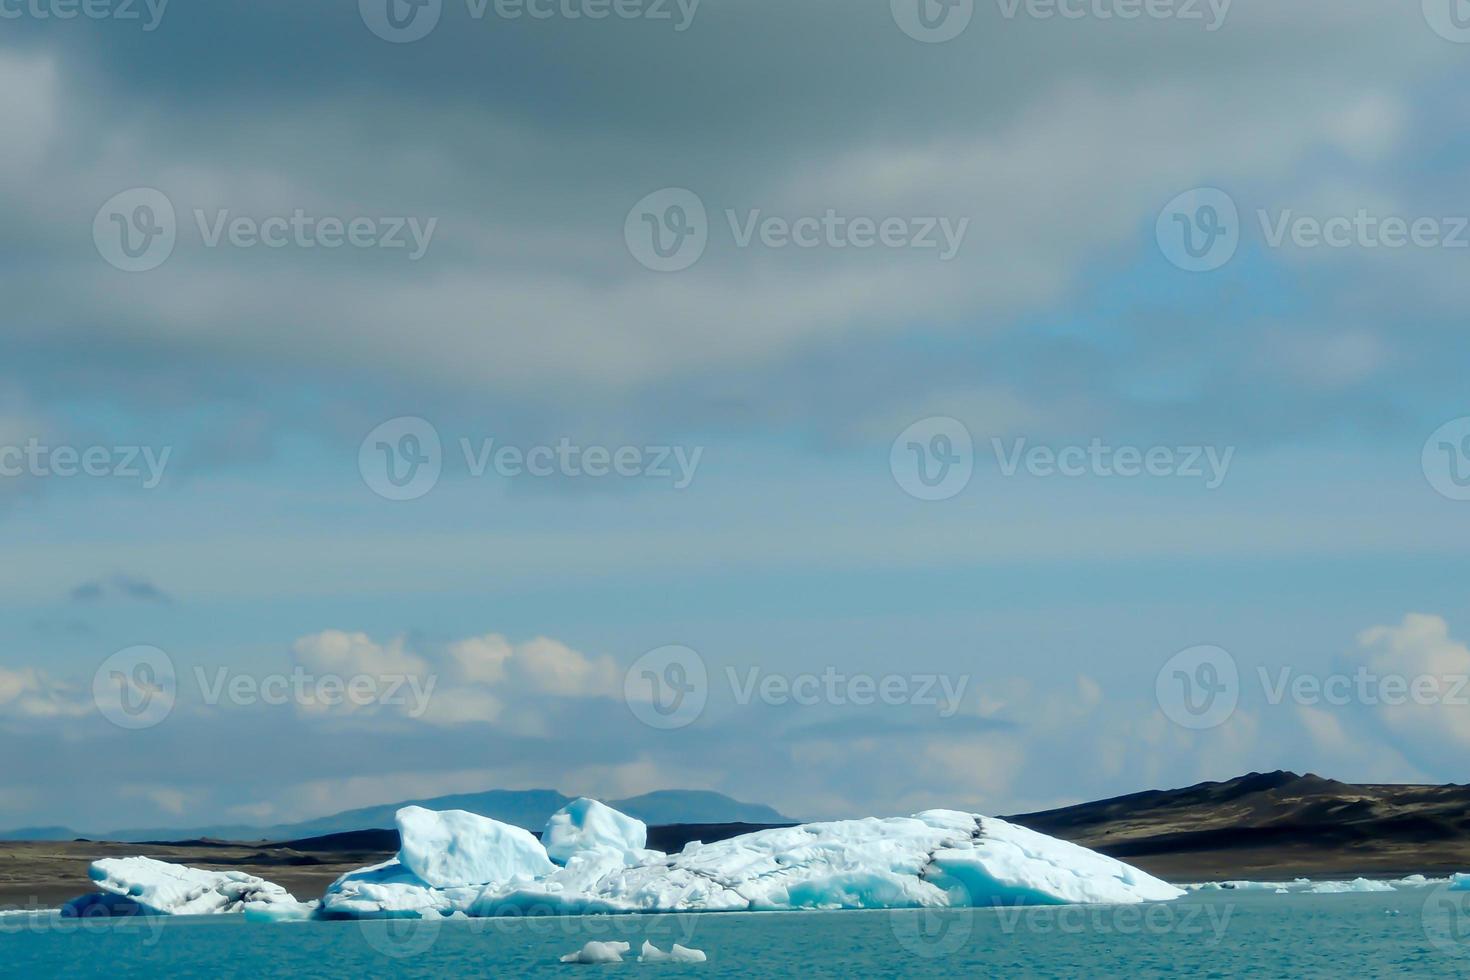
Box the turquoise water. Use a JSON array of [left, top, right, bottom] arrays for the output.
[[4, 889, 1466, 977]]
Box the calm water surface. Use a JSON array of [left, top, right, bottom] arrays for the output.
[[4, 889, 1466, 977]]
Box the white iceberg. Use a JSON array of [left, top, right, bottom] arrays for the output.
[[560, 940, 631, 964], [1305, 878, 1395, 894], [396, 805, 555, 889], [65, 856, 304, 917], [320, 806, 1182, 918], [1186, 878, 1308, 892], [639, 940, 707, 963], [544, 798, 648, 865]]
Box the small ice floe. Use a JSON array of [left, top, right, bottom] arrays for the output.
[[560, 941, 632, 964], [638, 940, 708, 963], [63, 857, 304, 917], [1450, 873, 1470, 892], [1274, 888, 1289, 894], [1305, 878, 1395, 894], [1384, 909, 1401, 917]]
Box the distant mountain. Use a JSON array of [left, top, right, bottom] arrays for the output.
[[1006, 770, 1470, 879], [15, 789, 792, 843], [0, 826, 84, 842]]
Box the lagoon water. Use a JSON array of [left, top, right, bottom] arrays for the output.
[[5, 889, 1466, 977]]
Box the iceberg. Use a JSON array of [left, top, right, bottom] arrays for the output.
[[560, 940, 631, 964], [396, 806, 556, 889], [1305, 878, 1395, 894], [63, 856, 304, 917], [319, 806, 1182, 918], [544, 798, 648, 864], [639, 940, 708, 963], [1450, 873, 1470, 892]]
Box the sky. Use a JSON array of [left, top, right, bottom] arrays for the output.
[[3, 0, 1470, 831]]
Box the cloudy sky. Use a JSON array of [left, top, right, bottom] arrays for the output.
[[3, 0, 1470, 831]]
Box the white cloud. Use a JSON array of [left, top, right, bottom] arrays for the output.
[[1354, 613, 1470, 748]]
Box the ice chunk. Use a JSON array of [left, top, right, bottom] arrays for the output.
[[544, 798, 648, 864], [75, 857, 301, 916], [560, 941, 631, 964], [318, 858, 478, 919], [926, 814, 1185, 905], [1187, 878, 1307, 892], [1305, 878, 1395, 894], [243, 899, 320, 923], [396, 806, 555, 888], [326, 805, 1183, 918], [639, 940, 708, 963], [1450, 873, 1470, 891]]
